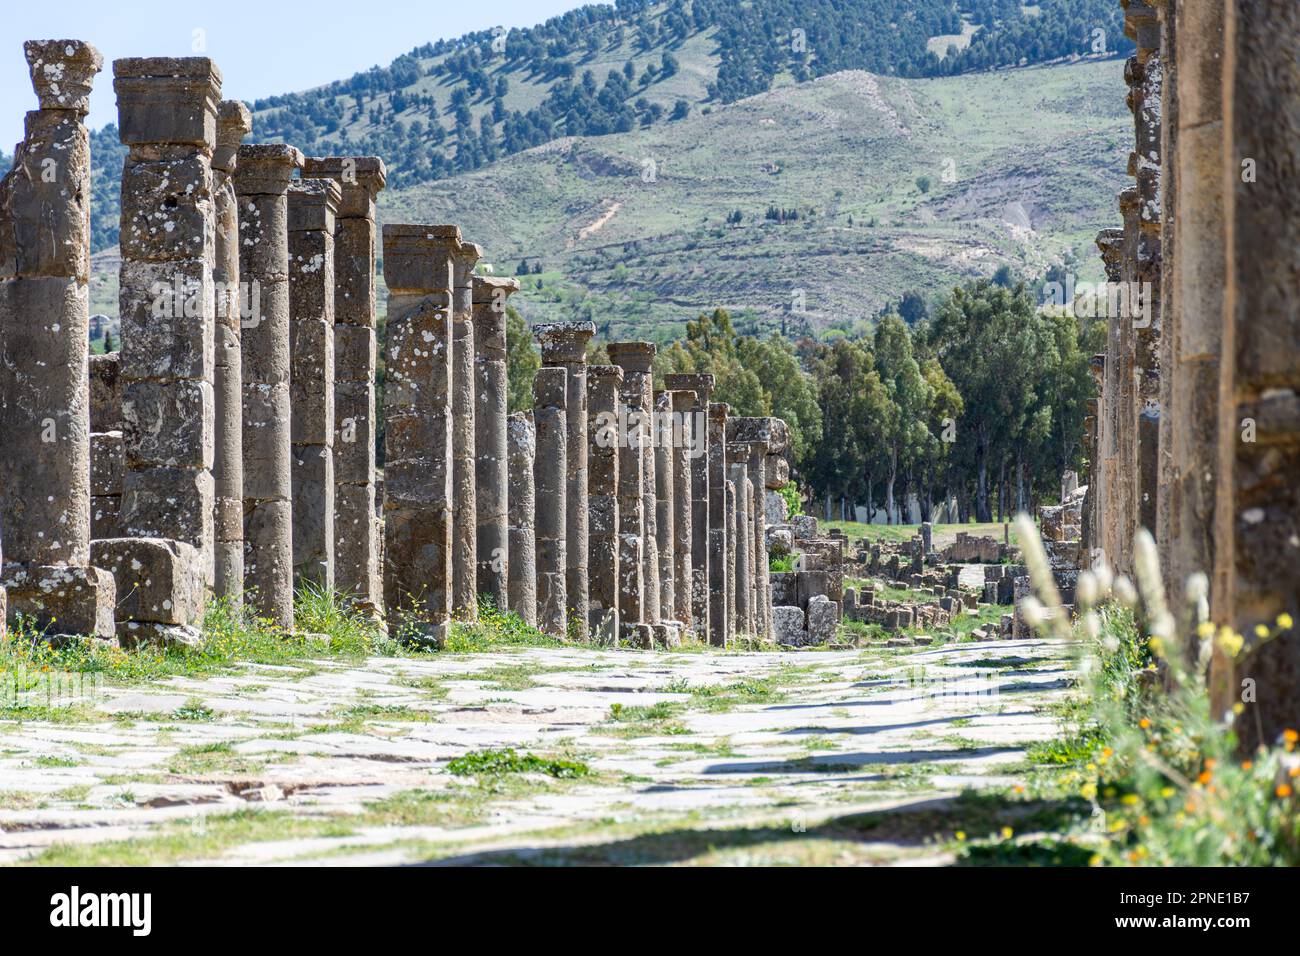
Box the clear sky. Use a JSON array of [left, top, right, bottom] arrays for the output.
[[1, 0, 592, 145]]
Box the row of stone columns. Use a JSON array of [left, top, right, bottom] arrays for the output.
[[1086, 0, 1300, 744], [0, 41, 788, 654]]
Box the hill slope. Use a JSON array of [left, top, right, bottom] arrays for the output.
[[376, 58, 1129, 340]]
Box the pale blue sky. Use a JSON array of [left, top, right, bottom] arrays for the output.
[[1, 0, 591, 145]]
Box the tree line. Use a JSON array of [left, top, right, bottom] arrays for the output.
[[506, 274, 1098, 526]]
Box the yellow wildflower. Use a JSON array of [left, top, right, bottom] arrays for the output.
[[1279, 613, 1294, 631]]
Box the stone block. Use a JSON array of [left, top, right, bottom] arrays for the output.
[[91, 496, 120, 539], [90, 431, 124, 496], [91, 537, 204, 624], [333, 379, 375, 483], [1, 563, 115, 637], [792, 515, 818, 539], [119, 157, 213, 262], [118, 259, 215, 382], [119, 466, 214, 544], [806, 595, 839, 644], [772, 605, 807, 646], [121, 378, 214, 470]]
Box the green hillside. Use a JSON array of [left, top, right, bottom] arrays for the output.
[[86, 0, 1131, 255], [376, 58, 1129, 340], [88, 57, 1129, 337]]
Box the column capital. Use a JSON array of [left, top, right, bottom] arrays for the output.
[[668, 388, 696, 413], [607, 340, 655, 373], [708, 402, 730, 422], [213, 100, 251, 172], [287, 178, 341, 232], [25, 40, 102, 113], [537, 321, 597, 364], [453, 243, 484, 288], [587, 364, 625, 386], [114, 57, 222, 148], [381, 224, 462, 293], [732, 416, 789, 455], [302, 156, 387, 218], [472, 274, 520, 307], [664, 373, 714, 403], [234, 143, 303, 194]]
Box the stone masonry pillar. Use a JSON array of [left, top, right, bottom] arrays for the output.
[[536, 322, 595, 640], [95, 55, 227, 646], [533, 366, 568, 637], [664, 373, 712, 634], [609, 342, 657, 631], [668, 389, 695, 631], [301, 156, 386, 612], [472, 275, 518, 610], [654, 390, 675, 625], [0, 40, 115, 639], [744, 441, 770, 640], [1220, 0, 1300, 746], [287, 178, 339, 590], [381, 224, 459, 644], [729, 458, 751, 637], [450, 242, 483, 619], [707, 402, 729, 646], [611, 354, 646, 641], [211, 100, 250, 604], [587, 365, 623, 642], [236, 143, 302, 630], [507, 410, 537, 627]]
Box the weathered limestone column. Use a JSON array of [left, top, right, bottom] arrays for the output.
[[1125, 2, 1163, 541], [89, 353, 123, 539], [381, 224, 459, 644], [668, 389, 695, 631], [1219, 0, 1300, 745], [0, 40, 115, 638], [587, 365, 623, 642], [610, 351, 647, 640], [1094, 228, 1125, 569], [725, 475, 738, 639], [664, 373, 713, 634], [472, 275, 518, 610], [211, 101, 249, 604], [743, 441, 770, 640], [609, 342, 658, 630], [708, 402, 730, 646], [536, 322, 595, 639], [301, 156, 385, 611], [96, 56, 227, 646], [450, 242, 483, 619], [235, 143, 302, 630], [654, 390, 675, 624], [507, 411, 537, 627], [287, 178, 339, 590], [729, 458, 751, 637], [533, 366, 568, 637]]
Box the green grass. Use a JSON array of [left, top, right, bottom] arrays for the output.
[[446, 747, 591, 780]]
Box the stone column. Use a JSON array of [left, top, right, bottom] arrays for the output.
[[211, 101, 250, 604], [664, 373, 713, 634], [507, 411, 537, 627], [0, 40, 115, 639], [729, 458, 751, 637], [472, 275, 518, 610], [381, 224, 459, 644], [587, 365, 623, 642], [744, 441, 770, 640], [536, 322, 595, 640], [1094, 228, 1125, 569], [610, 352, 646, 640], [89, 353, 123, 539], [654, 390, 675, 624], [533, 366, 568, 637], [96, 56, 227, 646], [301, 156, 386, 612], [1220, 0, 1300, 745], [235, 143, 302, 630], [668, 389, 695, 632], [450, 242, 483, 619], [287, 178, 339, 590], [708, 402, 729, 646], [609, 342, 658, 630]]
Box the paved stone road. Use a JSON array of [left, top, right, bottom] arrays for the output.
[[0, 636, 1074, 865]]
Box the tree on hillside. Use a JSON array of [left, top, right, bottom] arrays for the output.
[[873, 313, 932, 523], [506, 307, 540, 413]]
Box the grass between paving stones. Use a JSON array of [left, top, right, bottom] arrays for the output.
[[446, 747, 590, 779]]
